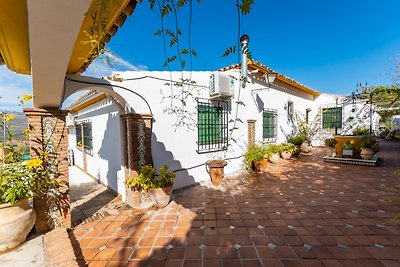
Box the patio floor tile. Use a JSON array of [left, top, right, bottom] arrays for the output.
[[55, 140, 400, 266]]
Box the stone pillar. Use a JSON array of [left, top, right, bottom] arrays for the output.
[[23, 108, 70, 233], [120, 113, 153, 177], [247, 119, 256, 148]]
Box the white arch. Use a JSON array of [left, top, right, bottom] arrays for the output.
[[64, 74, 147, 113]]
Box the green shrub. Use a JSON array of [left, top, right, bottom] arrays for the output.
[[279, 142, 296, 153], [359, 136, 380, 153], [243, 145, 268, 168], [324, 138, 337, 147], [353, 127, 369, 136], [125, 164, 176, 191], [289, 136, 304, 145], [343, 141, 354, 150], [265, 143, 281, 155]]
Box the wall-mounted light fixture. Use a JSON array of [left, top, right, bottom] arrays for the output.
[[263, 72, 277, 86]]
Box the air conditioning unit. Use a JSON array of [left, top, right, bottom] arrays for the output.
[[209, 72, 235, 99]]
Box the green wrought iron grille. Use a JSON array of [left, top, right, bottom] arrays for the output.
[[263, 109, 277, 140], [197, 99, 228, 153], [322, 107, 342, 129], [75, 124, 82, 147], [82, 122, 93, 152]]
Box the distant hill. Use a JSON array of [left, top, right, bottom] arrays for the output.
[[0, 112, 28, 140]]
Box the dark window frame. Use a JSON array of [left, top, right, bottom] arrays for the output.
[[75, 121, 93, 155], [196, 99, 229, 154], [322, 107, 342, 129], [287, 101, 294, 118], [263, 108, 278, 142]]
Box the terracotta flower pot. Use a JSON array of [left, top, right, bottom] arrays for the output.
[[0, 198, 36, 253], [300, 142, 312, 153], [281, 151, 292, 160], [326, 147, 336, 157], [360, 148, 374, 160], [148, 186, 173, 208], [268, 153, 280, 164], [253, 158, 268, 172], [206, 160, 227, 186]]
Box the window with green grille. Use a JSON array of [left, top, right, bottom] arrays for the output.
[[322, 107, 342, 129], [82, 122, 93, 152], [75, 124, 82, 149], [263, 109, 277, 140], [197, 100, 228, 153], [75, 121, 93, 154]]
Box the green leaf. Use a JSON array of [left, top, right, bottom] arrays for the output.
[[148, 0, 156, 10], [161, 4, 172, 17], [222, 45, 237, 57], [190, 49, 198, 57], [154, 29, 163, 36], [239, 0, 254, 15]]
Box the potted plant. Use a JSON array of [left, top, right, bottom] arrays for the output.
[[353, 127, 369, 136], [279, 142, 296, 159], [125, 164, 176, 208], [342, 141, 354, 158], [324, 138, 337, 157], [288, 135, 304, 157], [265, 143, 281, 163], [296, 112, 320, 153], [359, 136, 379, 160], [244, 145, 269, 173], [206, 159, 227, 186], [148, 165, 176, 208]]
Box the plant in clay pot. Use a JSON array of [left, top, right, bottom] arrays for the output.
[[288, 135, 304, 156], [359, 136, 379, 160], [243, 145, 269, 173], [125, 164, 176, 208], [279, 142, 296, 159], [265, 143, 281, 164], [324, 138, 337, 157]]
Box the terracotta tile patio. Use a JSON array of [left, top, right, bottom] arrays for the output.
[[67, 140, 400, 266]]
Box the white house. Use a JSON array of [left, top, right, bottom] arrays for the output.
[[66, 60, 379, 201]]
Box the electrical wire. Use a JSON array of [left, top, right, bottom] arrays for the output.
[[65, 76, 154, 115]]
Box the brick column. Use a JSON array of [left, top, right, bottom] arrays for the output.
[[247, 119, 256, 148], [23, 108, 70, 233], [120, 113, 153, 177]]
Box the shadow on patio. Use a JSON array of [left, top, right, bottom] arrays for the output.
[[68, 140, 400, 266]]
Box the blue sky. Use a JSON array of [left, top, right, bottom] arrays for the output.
[[1, 0, 400, 110]]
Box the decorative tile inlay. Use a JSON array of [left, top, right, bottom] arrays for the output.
[[233, 244, 241, 249], [250, 211, 255, 215], [245, 202, 249, 204], [257, 225, 264, 229], [228, 225, 235, 230], [316, 224, 324, 229], [165, 244, 174, 250], [338, 243, 348, 249], [376, 224, 385, 228], [300, 211, 306, 214], [287, 225, 294, 229], [325, 210, 332, 214], [200, 225, 206, 230], [275, 211, 281, 214], [378, 210, 385, 213], [199, 244, 207, 250], [137, 120, 146, 167], [225, 212, 231, 216], [352, 210, 359, 213], [267, 243, 277, 250], [99, 245, 107, 251], [346, 224, 354, 229], [374, 243, 384, 249], [333, 200, 339, 203], [303, 243, 312, 250]]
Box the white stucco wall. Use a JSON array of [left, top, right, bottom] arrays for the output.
[[110, 70, 318, 189], [68, 98, 125, 198], [67, 70, 380, 192]]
